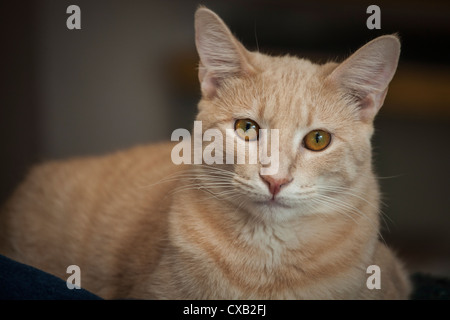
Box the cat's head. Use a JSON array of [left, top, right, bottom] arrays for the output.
[[193, 7, 400, 223]]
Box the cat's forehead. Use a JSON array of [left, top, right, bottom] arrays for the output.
[[215, 54, 345, 131], [259, 55, 320, 80], [249, 55, 328, 128], [259, 57, 320, 99]]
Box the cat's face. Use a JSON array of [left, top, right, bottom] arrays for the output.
[[196, 56, 372, 222], [194, 8, 400, 222]]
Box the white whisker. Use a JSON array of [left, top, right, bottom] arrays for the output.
[[313, 192, 386, 244], [317, 185, 393, 230]]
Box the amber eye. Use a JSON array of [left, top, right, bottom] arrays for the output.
[[234, 119, 260, 141], [303, 130, 331, 151]]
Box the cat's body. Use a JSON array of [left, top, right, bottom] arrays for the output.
[[0, 8, 411, 299], [0, 143, 408, 299]]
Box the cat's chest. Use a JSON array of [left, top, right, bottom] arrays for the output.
[[185, 225, 317, 298], [164, 196, 368, 299], [197, 234, 364, 299]]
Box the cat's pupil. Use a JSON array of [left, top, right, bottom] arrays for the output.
[[245, 122, 253, 131], [315, 132, 322, 144]]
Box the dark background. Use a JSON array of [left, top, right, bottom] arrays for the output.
[[1, 0, 449, 278]]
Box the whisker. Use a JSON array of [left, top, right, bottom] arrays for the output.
[[313, 194, 386, 244], [138, 164, 237, 189], [169, 182, 235, 193], [317, 186, 379, 210], [317, 185, 393, 229], [311, 196, 360, 224]]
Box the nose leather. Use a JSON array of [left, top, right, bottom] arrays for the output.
[[260, 175, 293, 196]]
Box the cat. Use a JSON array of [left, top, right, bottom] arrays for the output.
[[0, 7, 411, 299]]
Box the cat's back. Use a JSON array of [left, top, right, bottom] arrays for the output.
[[0, 141, 181, 298]]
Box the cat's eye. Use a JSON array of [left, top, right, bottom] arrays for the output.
[[303, 130, 331, 151], [234, 119, 260, 141]]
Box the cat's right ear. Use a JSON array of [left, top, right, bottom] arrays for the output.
[[195, 7, 255, 98]]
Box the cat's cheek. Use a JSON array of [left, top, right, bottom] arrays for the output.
[[294, 148, 341, 188]]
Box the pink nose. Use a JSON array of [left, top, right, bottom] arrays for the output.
[[260, 175, 293, 196]]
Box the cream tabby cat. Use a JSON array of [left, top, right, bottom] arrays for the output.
[[0, 7, 411, 299]]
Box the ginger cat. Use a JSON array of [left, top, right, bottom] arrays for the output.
[[0, 7, 411, 299]]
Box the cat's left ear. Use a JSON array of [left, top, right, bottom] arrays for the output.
[[327, 35, 400, 122], [195, 7, 255, 98]]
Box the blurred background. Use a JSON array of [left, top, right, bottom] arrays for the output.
[[1, 0, 449, 278]]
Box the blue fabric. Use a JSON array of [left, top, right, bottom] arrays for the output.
[[1, 253, 449, 300], [0, 254, 101, 300]]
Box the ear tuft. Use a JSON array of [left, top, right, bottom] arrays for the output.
[[328, 35, 401, 121]]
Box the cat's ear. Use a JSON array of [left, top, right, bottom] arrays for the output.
[[195, 7, 255, 98], [327, 35, 400, 122]]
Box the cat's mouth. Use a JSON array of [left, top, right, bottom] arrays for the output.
[[255, 197, 291, 209], [251, 190, 317, 210]]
